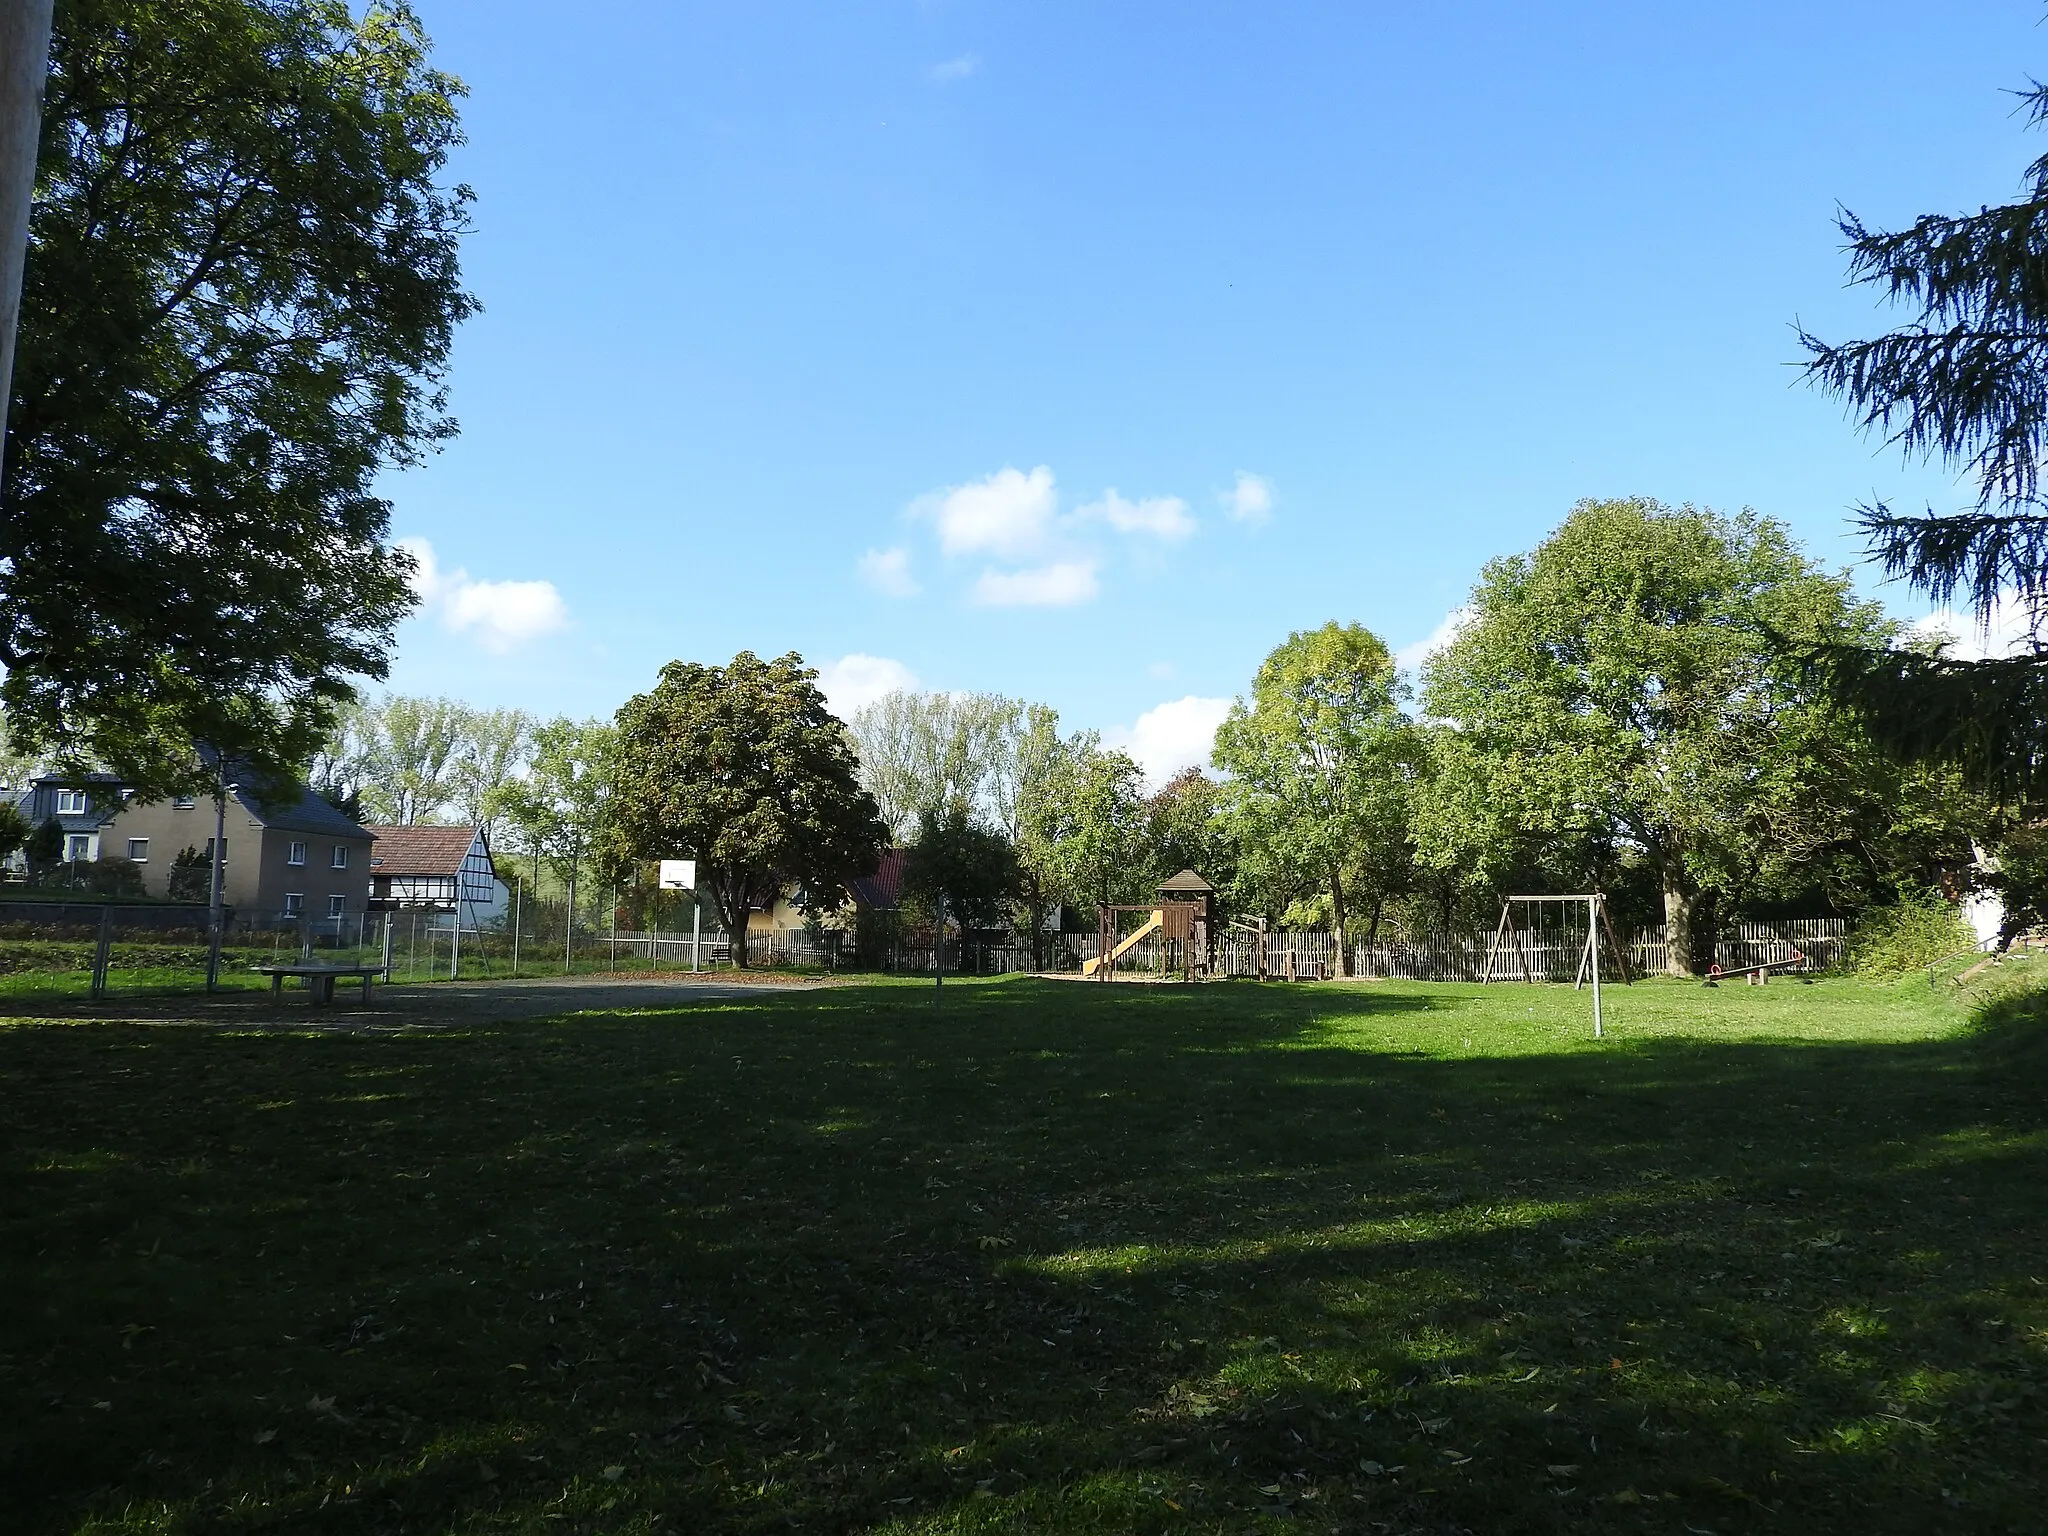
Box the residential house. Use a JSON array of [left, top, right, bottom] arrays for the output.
[[99, 784, 375, 928], [365, 825, 507, 927], [15, 773, 132, 865]]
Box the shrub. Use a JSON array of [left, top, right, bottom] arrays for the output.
[[1848, 890, 1977, 977], [167, 845, 211, 903]]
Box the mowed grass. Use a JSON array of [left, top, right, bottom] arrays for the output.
[[2, 974, 2044, 1534]]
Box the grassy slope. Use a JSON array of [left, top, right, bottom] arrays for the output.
[[1, 976, 2043, 1534]]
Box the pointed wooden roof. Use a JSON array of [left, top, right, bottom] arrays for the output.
[[1157, 869, 1215, 893]]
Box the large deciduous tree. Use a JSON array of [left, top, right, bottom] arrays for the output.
[[846, 689, 1023, 839], [901, 804, 1020, 939], [1800, 77, 2048, 798], [1212, 622, 1416, 975], [494, 716, 613, 935], [609, 652, 886, 969], [1417, 499, 1894, 973], [2, 0, 473, 791]]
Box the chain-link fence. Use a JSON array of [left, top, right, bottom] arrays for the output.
[[0, 901, 386, 1001]]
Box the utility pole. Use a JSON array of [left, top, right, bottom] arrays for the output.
[[0, 0, 53, 486]]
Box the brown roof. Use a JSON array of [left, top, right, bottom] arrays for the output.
[[1158, 868, 1215, 893], [847, 847, 908, 910], [365, 825, 484, 877]]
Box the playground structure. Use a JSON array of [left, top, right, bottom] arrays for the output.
[[1704, 950, 1806, 986], [1081, 870, 1216, 981], [1481, 893, 1630, 1038]]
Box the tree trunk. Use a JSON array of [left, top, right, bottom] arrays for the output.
[[1661, 865, 1697, 976], [712, 877, 750, 969], [1330, 867, 1351, 978], [728, 899, 750, 969]]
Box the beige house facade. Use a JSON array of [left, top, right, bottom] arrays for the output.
[[102, 786, 375, 927]]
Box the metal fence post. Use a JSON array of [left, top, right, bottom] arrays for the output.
[[90, 905, 112, 999]]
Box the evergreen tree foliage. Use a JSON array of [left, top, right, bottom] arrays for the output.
[[1801, 80, 2048, 796]]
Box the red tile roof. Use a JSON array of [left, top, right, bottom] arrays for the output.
[[846, 847, 907, 910], [364, 825, 484, 877]]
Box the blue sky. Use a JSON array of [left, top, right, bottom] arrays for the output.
[[378, 0, 2042, 781]]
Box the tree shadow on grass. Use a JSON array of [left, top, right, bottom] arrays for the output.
[[0, 979, 2043, 1533]]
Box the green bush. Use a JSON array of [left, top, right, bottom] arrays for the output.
[[1848, 890, 1977, 977]]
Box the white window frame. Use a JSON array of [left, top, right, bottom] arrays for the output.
[[65, 833, 94, 862], [127, 838, 149, 863], [330, 844, 349, 870], [172, 795, 196, 809], [287, 841, 307, 867], [283, 892, 304, 916], [54, 789, 87, 814], [327, 893, 348, 917]]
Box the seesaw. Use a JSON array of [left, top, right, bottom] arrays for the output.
[[1703, 949, 1806, 987]]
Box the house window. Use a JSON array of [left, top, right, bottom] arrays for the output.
[[54, 789, 87, 814], [330, 845, 349, 870], [283, 892, 304, 916], [127, 838, 149, 862], [203, 837, 226, 864], [327, 894, 347, 917], [173, 795, 195, 809], [65, 834, 93, 861], [287, 841, 306, 866]]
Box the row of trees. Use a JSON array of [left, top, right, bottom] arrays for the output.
[[849, 500, 1997, 977], [288, 500, 1995, 977]]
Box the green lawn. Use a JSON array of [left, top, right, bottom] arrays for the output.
[[2, 974, 2044, 1534]]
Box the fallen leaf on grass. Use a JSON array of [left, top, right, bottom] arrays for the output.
[[253, 1429, 277, 1445], [601, 1465, 624, 1482], [305, 1395, 334, 1413], [1547, 1464, 1580, 1477]]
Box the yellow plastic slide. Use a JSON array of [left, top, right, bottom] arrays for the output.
[[1080, 909, 1164, 976]]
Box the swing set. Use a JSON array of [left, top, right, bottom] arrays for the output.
[[1480, 893, 1632, 1039]]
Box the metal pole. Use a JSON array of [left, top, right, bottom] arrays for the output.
[[511, 880, 522, 978], [934, 893, 944, 1001], [609, 884, 617, 972], [1590, 894, 1604, 1041], [90, 905, 111, 998], [565, 843, 577, 974], [205, 775, 230, 991], [450, 895, 461, 980], [380, 911, 393, 979], [0, 0, 53, 488], [691, 898, 700, 973]]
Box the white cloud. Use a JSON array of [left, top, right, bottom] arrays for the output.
[[1084, 489, 1195, 542], [974, 561, 1099, 607], [1395, 606, 1472, 673], [818, 653, 919, 718], [1107, 696, 1234, 788], [1911, 594, 2037, 660], [924, 465, 1060, 560], [929, 53, 980, 82], [1223, 471, 1274, 525], [858, 546, 920, 598], [396, 536, 569, 653]]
